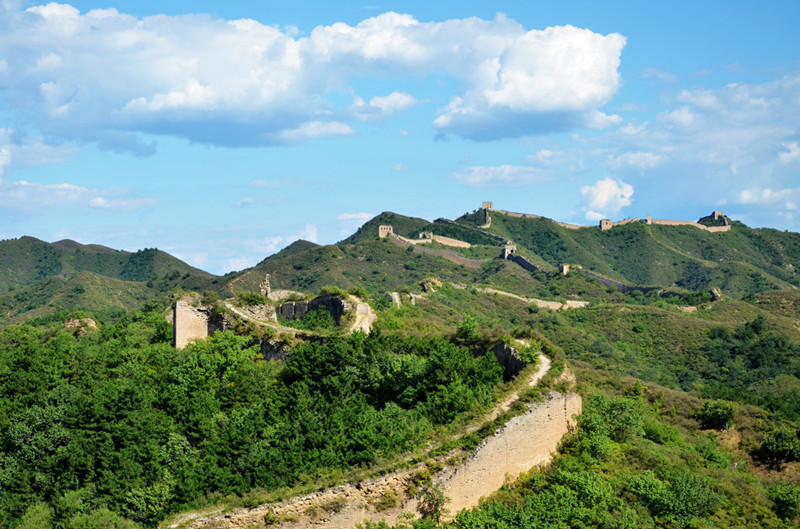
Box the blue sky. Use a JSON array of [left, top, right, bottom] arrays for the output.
[[1, 0, 799, 274]]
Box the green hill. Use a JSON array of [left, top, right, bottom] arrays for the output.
[[0, 236, 217, 292], [454, 210, 800, 297]]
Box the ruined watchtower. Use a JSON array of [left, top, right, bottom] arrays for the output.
[[600, 219, 613, 231], [378, 225, 394, 238], [502, 245, 517, 259], [482, 201, 494, 211], [259, 273, 271, 297]]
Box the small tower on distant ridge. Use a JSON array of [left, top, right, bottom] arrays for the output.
[[259, 273, 271, 297], [482, 201, 494, 211]]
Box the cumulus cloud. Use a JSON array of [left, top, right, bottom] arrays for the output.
[[738, 187, 792, 204], [578, 73, 800, 221], [454, 165, 549, 187], [368, 92, 417, 115], [337, 212, 374, 236], [660, 106, 695, 127], [580, 177, 633, 220], [607, 151, 665, 170], [0, 5, 626, 151], [299, 223, 318, 243], [337, 212, 373, 222], [0, 147, 10, 179], [779, 141, 800, 164], [0, 178, 155, 211]]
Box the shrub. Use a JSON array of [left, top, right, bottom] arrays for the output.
[[768, 482, 800, 520], [696, 400, 735, 430], [373, 490, 399, 512], [761, 427, 800, 463], [237, 291, 269, 306]]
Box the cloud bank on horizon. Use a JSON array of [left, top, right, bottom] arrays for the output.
[[0, 3, 624, 151]]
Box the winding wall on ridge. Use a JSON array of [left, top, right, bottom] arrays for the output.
[[182, 389, 581, 529]]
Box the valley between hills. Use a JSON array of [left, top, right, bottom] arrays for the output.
[[3, 205, 800, 528]]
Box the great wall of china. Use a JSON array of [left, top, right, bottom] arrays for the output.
[[480, 201, 732, 233], [168, 346, 581, 529], [377, 203, 733, 300]]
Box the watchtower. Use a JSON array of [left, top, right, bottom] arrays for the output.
[[259, 273, 271, 296], [600, 219, 613, 231], [482, 201, 493, 211], [502, 245, 517, 259], [378, 225, 394, 238]]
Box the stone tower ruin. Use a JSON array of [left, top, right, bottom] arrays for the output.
[[259, 273, 271, 296]]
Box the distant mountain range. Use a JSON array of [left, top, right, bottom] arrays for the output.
[[2, 209, 799, 325]]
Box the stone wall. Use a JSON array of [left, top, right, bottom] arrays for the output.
[[276, 294, 351, 323], [173, 301, 235, 349], [506, 253, 543, 273], [488, 342, 527, 381], [188, 390, 582, 529], [433, 218, 507, 244], [439, 391, 581, 514], [554, 221, 590, 229], [260, 340, 290, 362], [387, 233, 489, 269], [174, 301, 211, 349]]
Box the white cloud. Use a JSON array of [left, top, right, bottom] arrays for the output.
[[337, 212, 373, 235], [393, 163, 410, 172], [279, 121, 355, 142], [454, 165, 549, 187], [0, 5, 626, 149], [585, 210, 604, 222], [299, 223, 318, 243], [580, 177, 633, 219], [779, 141, 800, 164], [368, 92, 417, 114], [738, 187, 792, 204], [620, 122, 647, 135], [607, 151, 665, 170], [0, 147, 10, 179], [640, 67, 677, 83], [224, 256, 253, 272], [233, 197, 255, 207], [574, 72, 800, 225], [89, 196, 157, 209], [337, 212, 373, 221], [0, 178, 155, 211], [660, 106, 695, 127]]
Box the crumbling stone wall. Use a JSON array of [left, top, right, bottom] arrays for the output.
[[505, 253, 543, 273], [173, 301, 235, 349], [276, 294, 351, 323], [174, 301, 210, 349], [488, 342, 527, 381]]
